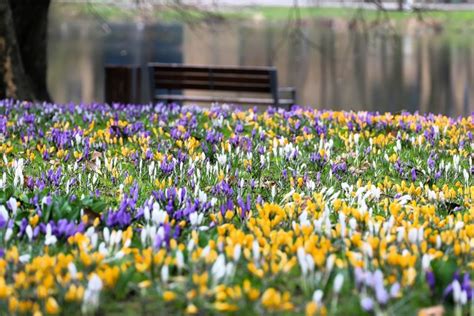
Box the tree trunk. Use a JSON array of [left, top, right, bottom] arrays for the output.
[[0, 0, 51, 101], [397, 0, 404, 11]]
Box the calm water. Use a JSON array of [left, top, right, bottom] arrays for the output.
[[47, 11, 474, 116]]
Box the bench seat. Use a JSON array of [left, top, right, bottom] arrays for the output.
[[148, 63, 295, 109]]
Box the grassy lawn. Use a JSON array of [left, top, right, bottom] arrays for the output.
[[235, 6, 474, 20], [51, 3, 474, 34], [236, 6, 474, 33]]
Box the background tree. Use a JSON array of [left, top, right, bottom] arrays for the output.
[[0, 0, 221, 102], [0, 0, 51, 101]]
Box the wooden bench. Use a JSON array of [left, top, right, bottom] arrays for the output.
[[148, 63, 295, 108]]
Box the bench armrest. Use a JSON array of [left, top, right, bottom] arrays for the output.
[[278, 87, 296, 102]]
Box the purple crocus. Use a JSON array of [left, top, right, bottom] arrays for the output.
[[426, 271, 436, 293], [331, 162, 347, 179], [462, 273, 472, 300], [18, 218, 28, 237], [354, 267, 365, 289], [237, 194, 252, 219], [427, 155, 435, 171], [375, 286, 389, 305], [390, 282, 400, 298], [106, 209, 132, 229], [235, 123, 244, 133], [360, 297, 374, 312], [0, 212, 7, 229]]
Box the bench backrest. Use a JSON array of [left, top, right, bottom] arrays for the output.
[[148, 63, 279, 104]]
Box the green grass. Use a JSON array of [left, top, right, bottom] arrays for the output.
[[52, 2, 474, 21], [230, 6, 474, 32], [50, 2, 474, 34], [240, 6, 474, 21]]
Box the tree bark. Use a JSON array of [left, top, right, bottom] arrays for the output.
[[0, 0, 51, 101], [397, 0, 404, 11]]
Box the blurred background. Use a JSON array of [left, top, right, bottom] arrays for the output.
[[46, 0, 474, 115]]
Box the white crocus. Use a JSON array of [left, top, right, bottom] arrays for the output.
[[44, 224, 57, 246], [143, 206, 151, 222], [313, 289, 324, 304], [19, 254, 30, 263], [201, 245, 210, 259], [299, 211, 311, 227], [148, 161, 155, 179], [349, 218, 357, 231], [397, 195, 411, 205], [225, 261, 235, 278], [187, 239, 195, 253], [421, 254, 431, 271], [25, 225, 33, 241], [395, 139, 401, 152], [354, 133, 360, 145], [4, 227, 12, 242], [463, 169, 469, 185], [362, 242, 373, 258], [189, 212, 203, 227], [233, 244, 241, 262], [211, 254, 226, 281], [252, 240, 260, 262], [68, 262, 78, 280], [176, 250, 184, 270], [339, 213, 346, 238], [0, 172, 6, 189], [13, 159, 24, 188], [460, 291, 467, 305], [417, 227, 424, 243], [297, 247, 308, 275], [408, 228, 418, 244], [427, 189, 437, 201], [198, 191, 207, 204], [0, 205, 8, 223], [396, 227, 405, 243], [333, 274, 344, 294], [453, 155, 460, 172], [454, 221, 464, 232], [217, 153, 227, 166], [452, 280, 462, 303], [82, 274, 103, 314], [326, 255, 336, 274], [341, 182, 352, 193], [161, 265, 169, 283], [152, 206, 167, 225]]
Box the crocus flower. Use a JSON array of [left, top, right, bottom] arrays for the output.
[[0, 206, 8, 229], [426, 271, 436, 293], [360, 297, 374, 312], [333, 274, 344, 294], [462, 273, 472, 300], [82, 274, 103, 314]]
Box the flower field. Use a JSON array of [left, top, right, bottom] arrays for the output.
[[0, 100, 473, 315]]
